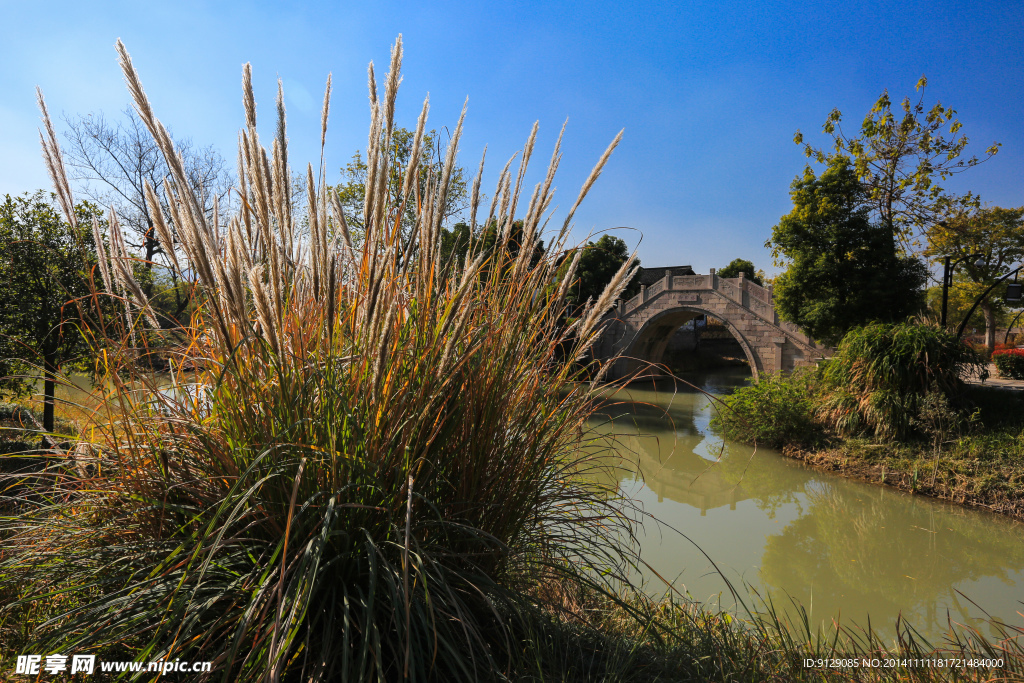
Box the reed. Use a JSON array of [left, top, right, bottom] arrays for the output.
[[816, 322, 986, 440], [0, 36, 641, 681]]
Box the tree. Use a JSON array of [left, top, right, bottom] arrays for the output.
[[0, 192, 101, 432], [563, 235, 641, 309], [794, 77, 999, 251], [924, 205, 1024, 351], [63, 106, 233, 320], [768, 158, 928, 345], [718, 258, 764, 286], [335, 127, 469, 242]]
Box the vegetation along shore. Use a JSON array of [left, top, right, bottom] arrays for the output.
[[713, 323, 1024, 521]]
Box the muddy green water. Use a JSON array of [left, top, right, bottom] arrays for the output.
[[590, 369, 1024, 643]]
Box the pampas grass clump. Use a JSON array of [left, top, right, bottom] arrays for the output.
[[1, 36, 642, 681]]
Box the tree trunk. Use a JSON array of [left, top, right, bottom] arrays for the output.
[[43, 348, 57, 434], [982, 301, 997, 354]]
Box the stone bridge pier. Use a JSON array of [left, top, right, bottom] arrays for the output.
[[594, 268, 830, 381]]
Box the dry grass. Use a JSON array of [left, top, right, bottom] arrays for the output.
[[1, 35, 642, 682]]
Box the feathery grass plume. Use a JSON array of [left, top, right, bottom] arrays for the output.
[[2, 36, 664, 683], [144, 180, 180, 273], [402, 95, 430, 202], [432, 98, 467, 244], [242, 63, 257, 130], [576, 256, 639, 356], [508, 120, 538, 227], [90, 215, 112, 292], [523, 118, 566, 240], [330, 188, 353, 250], [36, 89, 77, 231], [469, 144, 486, 234], [107, 206, 159, 328], [559, 128, 624, 244], [319, 74, 332, 154]]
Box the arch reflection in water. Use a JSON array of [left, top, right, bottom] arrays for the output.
[[590, 370, 1024, 642]]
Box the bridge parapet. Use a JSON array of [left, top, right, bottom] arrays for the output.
[[597, 269, 830, 380]]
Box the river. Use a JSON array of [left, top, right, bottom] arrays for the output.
[[589, 369, 1024, 644]]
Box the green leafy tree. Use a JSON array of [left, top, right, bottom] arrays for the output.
[[718, 258, 764, 286], [924, 276, 1010, 340], [335, 127, 469, 243], [562, 235, 641, 309], [924, 205, 1024, 351], [794, 76, 999, 251], [0, 192, 102, 432], [768, 158, 928, 345]]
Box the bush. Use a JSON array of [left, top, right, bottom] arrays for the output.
[[816, 322, 987, 440], [994, 348, 1024, 379], [0, 38, 641, 682], [710, 371, 823, 449]]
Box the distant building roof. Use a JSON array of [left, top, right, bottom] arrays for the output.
[[637, 265, 695, 286]]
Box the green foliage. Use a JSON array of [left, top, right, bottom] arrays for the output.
[[924, 279, 1009, 336], [816, 322, 986, 440], [717, 258, 764, 286], [710, 371, 823, 449], [924, 205, 1024, 350], [794, 75, 1000, 246], [334, 126, 470, 243], [993, 348, 1024, 379], [563, 234, 640, 309], [768, 158, 928, 345], [0, 192, 101, 430]]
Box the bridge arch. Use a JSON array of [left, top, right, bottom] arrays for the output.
[[622, 306, 762, 378], [593, 268, 827, 381]]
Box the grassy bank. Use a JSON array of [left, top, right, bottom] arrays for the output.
[[711, 331, 1024, 520], [781, 398, 1024, 519]]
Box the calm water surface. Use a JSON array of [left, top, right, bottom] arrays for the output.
[[590, 369, 1024, 643]]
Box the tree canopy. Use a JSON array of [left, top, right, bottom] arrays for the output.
[[924, 205, 1024, 350], [563, 235, 640, 309], [794, 77, 999, 250], [0, 192, 102, 431], [768, 158, 928, 345], [718, 258, 764, 286], [63, 106, 233, 319]]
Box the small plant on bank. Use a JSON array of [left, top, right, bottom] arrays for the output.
[[816, 321, 987, 440], [993, 347, 1024, 379], [0, 37, 643, 682], [710, 370, 824, 449]]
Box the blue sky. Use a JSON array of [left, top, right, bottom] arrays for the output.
[[2, 0, 1022, 274]]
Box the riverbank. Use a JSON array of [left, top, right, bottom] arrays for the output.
[[714, 371, 1024, 521], [779, 434, 1024, 520]]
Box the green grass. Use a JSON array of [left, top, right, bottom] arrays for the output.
[[1, 36, 647, 682]]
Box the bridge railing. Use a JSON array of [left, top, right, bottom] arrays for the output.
[[715, 276, 742, 303], [606, 270, 824, 357], [747, 283, 771, 304]]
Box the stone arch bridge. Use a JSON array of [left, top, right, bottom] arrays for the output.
[[594, 267, 830, 381]]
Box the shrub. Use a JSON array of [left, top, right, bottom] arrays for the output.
[[0, 38, 642, 681], [710, 370, 822, 449], [994, 348, 1024, 379], [816, 322, 987, 440]]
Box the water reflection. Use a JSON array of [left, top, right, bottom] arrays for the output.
[[591, 370, 1024, 642]]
